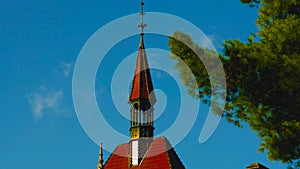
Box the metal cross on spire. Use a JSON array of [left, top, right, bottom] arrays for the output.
[[138, 0, 147, 35]]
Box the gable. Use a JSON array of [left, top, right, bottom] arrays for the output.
[[103, 137, 185, 169]]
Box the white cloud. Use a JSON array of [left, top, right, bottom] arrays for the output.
[[62, 62, 74, 78], [27, 86, 63, 120]]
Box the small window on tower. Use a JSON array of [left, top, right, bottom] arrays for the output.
[[134, 103, 139, 110]]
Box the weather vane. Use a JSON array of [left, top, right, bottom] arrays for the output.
[[138, 0, 147, 35]]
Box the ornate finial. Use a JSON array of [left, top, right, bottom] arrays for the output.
[[97, 142, 104, 169], [138, 0, 147, 35]]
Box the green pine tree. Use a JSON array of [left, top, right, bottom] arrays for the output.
[[168, 0, 300, 168]]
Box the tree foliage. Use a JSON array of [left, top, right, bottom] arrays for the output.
[[168, 0, 300, 167]]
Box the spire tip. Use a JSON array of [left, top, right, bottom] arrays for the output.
[[138, 0, 146, 35]]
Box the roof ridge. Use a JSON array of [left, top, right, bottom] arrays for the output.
[[139, 139, 153, 165], [166, 144, 186, 168], [139, 137, 168, 165], [162, 137, 173, 169]]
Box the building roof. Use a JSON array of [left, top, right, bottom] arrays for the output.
[[129, 36, 156, 104], [104, 137, 185, 169], [247, 162, 269, 169]]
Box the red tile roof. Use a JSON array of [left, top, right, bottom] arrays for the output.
[[104, 137, 185, 169], [129, 36, 156, 104]]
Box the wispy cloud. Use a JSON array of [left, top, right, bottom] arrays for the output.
[[27, 86, 63, 120], [61, 61, 74, 78]]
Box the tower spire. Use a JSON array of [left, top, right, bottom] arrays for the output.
[[97, 142, 104, 169], [128, 0, 156, 166], [129, 0, 156, 108]]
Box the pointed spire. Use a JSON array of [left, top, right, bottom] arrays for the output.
[[129, 39, 156, 106], [97, 143, 104, 169], [129, 0, 156, 106]]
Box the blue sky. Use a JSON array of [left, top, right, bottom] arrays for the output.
[[0, 0, 288, 169]]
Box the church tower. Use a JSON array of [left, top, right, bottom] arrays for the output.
[[128, 0, 156, 166], [98, 1, 185, 168]]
